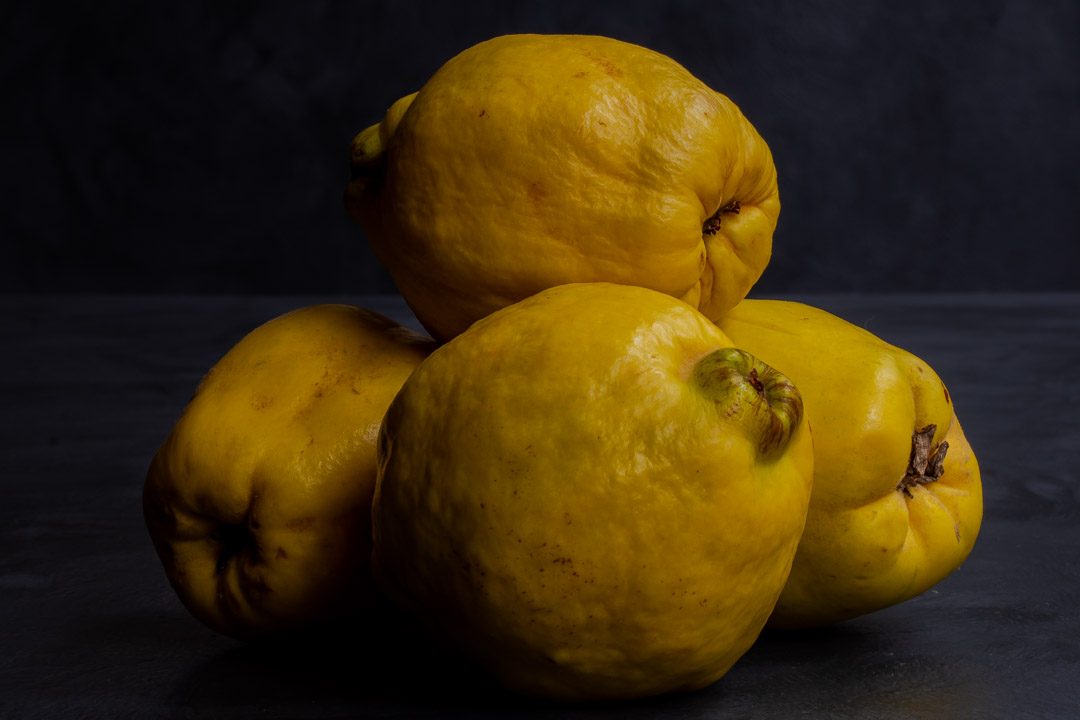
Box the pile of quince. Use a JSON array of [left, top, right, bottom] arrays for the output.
[[144, 34, 982, 701]]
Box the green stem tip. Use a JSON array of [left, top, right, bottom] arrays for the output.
[[693, 347, 803, 456]]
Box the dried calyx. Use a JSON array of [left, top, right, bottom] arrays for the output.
[[897, 424, 949, 498], [702, 200, 741, 236]]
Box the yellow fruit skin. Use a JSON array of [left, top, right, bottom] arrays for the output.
[[346, 34, 779, 341], [717, 299, 983, 628], [143, 305, 433, 639], [372, 283, 813, 700]]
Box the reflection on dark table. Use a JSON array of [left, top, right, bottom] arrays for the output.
[[2, 293, 1078, 719]]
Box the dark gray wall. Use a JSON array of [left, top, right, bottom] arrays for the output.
[[3, 0, 1077, 295]]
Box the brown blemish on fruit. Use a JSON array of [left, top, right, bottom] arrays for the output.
[[943, 384, 951, 404], [897, 425, 949, 498], [593, 56, 622, 77], [275, 547, 288, 560], [527, 181, 547, 202]]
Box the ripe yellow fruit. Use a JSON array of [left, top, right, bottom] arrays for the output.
[[143, 305, 433, 638], [346, 34, 779, 341], [372, 283, 813, 700], [717, 299, 983, 627]]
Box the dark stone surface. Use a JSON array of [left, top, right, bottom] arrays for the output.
[[4, 1, 1079, 295], [2, 293, 1078, 718]]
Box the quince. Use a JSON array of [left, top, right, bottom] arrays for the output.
[[718, 299, 983, 627], [346, 34, 779, 341], [144, 304, 433, 638], [372, 283, 813, 700]]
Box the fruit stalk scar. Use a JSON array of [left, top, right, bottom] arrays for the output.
[[693, 347, 803, 455], [897, 424, 949, 498]]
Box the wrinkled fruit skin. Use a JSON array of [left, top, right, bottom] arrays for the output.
[[372, 283, 813, 700], [143, 305, 433, 639], [346, 33, 779, 341], [718, 299, 983, 628]]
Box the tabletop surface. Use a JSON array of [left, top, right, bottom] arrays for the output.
[[2, 292, 1078, 719]]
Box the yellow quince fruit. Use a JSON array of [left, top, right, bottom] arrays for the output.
[[143, 304, 433, 638], [717, 299, 983, 628], [372, 283, 813, 700], [345, 34, 779, 341]]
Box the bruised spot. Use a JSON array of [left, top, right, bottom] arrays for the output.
[[582, 50, 623, 78], [250, 393, 274, 411], [943, 383, 951, 404], [595, 58, 622, 77], [276, 547, 288, 560], [478, 108, 486, 118], [527, 181, 547, 202]]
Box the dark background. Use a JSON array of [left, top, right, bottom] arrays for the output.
[[4, 4, 1080, 716], [3, 0, 1077, 295]]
